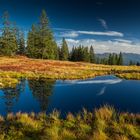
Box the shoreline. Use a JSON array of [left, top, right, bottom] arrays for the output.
[[0, 57, 140, 88]]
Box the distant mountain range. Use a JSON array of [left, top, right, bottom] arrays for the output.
[[96, 53, 140, 65]]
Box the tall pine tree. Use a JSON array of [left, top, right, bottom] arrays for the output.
[[18, 31, 25, 55], [27, 24, 39, 58], [39, 10, 58, 59], [60, 38, 69, 60], [118, 52, 123, 65], [0, 11, 18, 56], [27, 10, 58, 59], [89, 45, 95, 63]]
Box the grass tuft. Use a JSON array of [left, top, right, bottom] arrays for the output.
[[0, 106, 139, 139]]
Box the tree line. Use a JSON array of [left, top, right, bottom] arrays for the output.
[[69, 45, 95, 63], [0, 10, 124, 65], [96, 53, 123, 65], [129, 61, 140, 66]]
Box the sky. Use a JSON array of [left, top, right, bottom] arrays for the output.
[[0, 0, 140, 54]]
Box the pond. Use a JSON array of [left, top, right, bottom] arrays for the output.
[[0, 75, 140, 117]]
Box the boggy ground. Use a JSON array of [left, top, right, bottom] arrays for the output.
[[0, 56, 140, 88]]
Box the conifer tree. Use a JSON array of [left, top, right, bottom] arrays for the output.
[[39, 10, 58, 59], [89, 45, 95, 63], [83, 47, 90, 62], [27, 10, 58, 59], [0, 11, 18, 56], [70, 46, 77, 61], [18, 31, 25, 55], [27, 24, 39, 58], [112, 53, 116, 65], [108, 54, 112, 65], [60, 38, 69, 60], [70, 46, 90, 62], [118, 52, 123, 65]]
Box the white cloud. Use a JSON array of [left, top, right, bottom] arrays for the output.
[[98, 18, 108, 30], [58, 31, 79, 38], [65, 39, 96, 48], [60, 38, 140, 54], [55, 28, 124, 38], [114, 39, 133, 43], [66, 39, 80, 44], [78, 31, 123, 37]]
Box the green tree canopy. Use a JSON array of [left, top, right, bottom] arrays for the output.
[[89, 45, 95, 63], [60, 38, 69, 60], [118, 52, 123, 65], [27, 10, 58, 59], [0, 11, 18, 56], [18, 31, 25, 55]]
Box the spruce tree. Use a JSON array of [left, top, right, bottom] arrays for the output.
[[18, 31, 25, 55], [27, 10, 58, 59], [39, 10, 57, 59], [89, 45, 95, 63], [118, 52, 123, 65], [112, 53, 116, 65], [70, 46, 76, 61], [108, 54, 112, 65], [27, 24, 39, 58], [0, 11, 18, 56], [136, 62, 140, 66], [60, 38, 69, 60], [77, 45, 83, 61], [83, 47, 90, 62], [115, 54, 118, 65], [70, 45, 91, 62]]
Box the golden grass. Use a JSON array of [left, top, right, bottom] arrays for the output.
[[0, 106, 139, 140], [0, 56, 140, 87]]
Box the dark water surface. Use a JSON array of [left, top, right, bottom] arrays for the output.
[[0, 75, 140, 116]]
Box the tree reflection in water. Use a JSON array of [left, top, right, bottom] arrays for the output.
[[2, 79, 26, 114], [1, 79, 55, 114], [28, 79, 55, 112]]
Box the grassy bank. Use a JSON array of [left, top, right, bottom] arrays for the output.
[[116, 73, 140, 80], [0, 56, 140, 87], [0, 106, 139, 140]]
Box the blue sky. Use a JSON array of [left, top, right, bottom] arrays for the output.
[[0, 0, 140, 53]]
